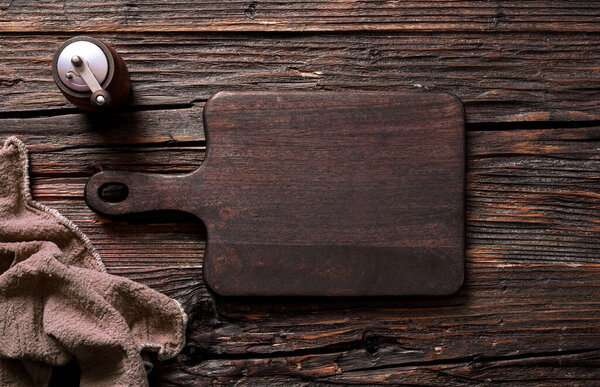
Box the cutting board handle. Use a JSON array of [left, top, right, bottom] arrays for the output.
[[85, 170, 194, 216]]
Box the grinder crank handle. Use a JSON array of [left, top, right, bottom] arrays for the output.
[[85, 170, 195, 217]]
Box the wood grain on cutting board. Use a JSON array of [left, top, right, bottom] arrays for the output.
[[85, 92, 465, 296]]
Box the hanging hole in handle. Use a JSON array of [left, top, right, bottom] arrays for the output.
[[98, 182, 129, 203]]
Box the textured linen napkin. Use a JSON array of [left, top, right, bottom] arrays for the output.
[[0, 137, 187, 386]]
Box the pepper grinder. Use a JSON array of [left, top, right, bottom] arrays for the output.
[[52, 36, 130, 112]]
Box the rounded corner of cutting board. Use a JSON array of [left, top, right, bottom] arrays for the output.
[[438, 261, 465, 296], [202, 254, 228, 297], [203, 91, 237, 123]]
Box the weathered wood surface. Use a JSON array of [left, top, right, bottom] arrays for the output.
[[1, 33, 599, 123], [1, 0, 600, 385], [3, 119, 600, 385], [1, 1, 600, 32]]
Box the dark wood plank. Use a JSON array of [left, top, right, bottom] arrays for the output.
[[1, 33, 599, 123], [1, 1, 600, 32], [152, 348, 600, 386], [0, 105, 204, 144], [2, 121, 598, 384], [0, 107, 204, 175]]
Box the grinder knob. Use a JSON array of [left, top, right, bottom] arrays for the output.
[[52, 36, 130, 113]]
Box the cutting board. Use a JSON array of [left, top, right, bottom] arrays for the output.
[[85, 91, 465, 296]]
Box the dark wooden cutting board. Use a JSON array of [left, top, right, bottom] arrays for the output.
[[85, 91, 465, 296]]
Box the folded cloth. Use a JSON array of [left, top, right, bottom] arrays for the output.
[[0, 137, 187, 386]]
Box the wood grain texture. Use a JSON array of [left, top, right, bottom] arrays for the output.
[[2, 116, 600, 384], [1, 33, 599, 123], [1, 1, 600, 32], [1, 1, 599, 384], [160, 125, 600, 384]]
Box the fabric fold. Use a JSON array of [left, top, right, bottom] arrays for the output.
[[0, 137, 187, 386]]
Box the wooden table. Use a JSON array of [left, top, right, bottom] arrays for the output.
[[1, 2, 599, 385]]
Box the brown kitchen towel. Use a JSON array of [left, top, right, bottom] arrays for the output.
[[0, 137, 187, 386]]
